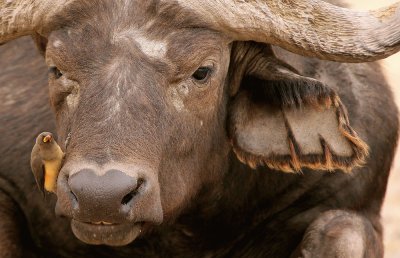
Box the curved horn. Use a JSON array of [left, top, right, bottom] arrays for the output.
[[176, 0, 400, 63], [0, 0, 75, 44]]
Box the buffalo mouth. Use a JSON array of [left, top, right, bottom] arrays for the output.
[[71, 220, 142, 246]]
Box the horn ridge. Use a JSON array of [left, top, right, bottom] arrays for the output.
[[173, 0, 400, 62]]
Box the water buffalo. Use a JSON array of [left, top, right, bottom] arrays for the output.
[[1, 0, 399, 257]]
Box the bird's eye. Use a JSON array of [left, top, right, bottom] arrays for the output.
[[192, 66, 212, 83], [49, 67, 63, 79]]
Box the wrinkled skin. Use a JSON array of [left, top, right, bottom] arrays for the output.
[[46, 1, 234, 246], [0, 0, 398, 257]]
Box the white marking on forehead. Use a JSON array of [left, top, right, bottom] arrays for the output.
[[113, 30, 167, 59], [103, 98, 122, 123], [102, 79, 125, 126], [136, 33, 167, 59], [53, 40, 63, 48], [108, 99, 121, 117]]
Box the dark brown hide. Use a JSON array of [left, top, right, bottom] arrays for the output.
[[42, 1, 233, 246]]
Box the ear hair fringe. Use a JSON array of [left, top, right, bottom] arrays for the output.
[[231, 94, 369, 173], [245, 77, 337, 109]]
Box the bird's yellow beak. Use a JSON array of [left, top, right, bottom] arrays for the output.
[[43, 135, 52, 143]]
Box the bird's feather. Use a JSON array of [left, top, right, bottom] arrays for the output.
[[30, 144, 45, 197]]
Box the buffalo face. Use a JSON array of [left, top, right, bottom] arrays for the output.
[[45, 1, 232, 246], [9, 0, 372, 246]]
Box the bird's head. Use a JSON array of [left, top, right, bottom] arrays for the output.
[[36, 132, 62, 160], [35, 132, 54, 144]]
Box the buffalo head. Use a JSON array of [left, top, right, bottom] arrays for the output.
[[1, 0, 399, 246]]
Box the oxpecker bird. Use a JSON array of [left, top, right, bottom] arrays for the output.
[[30, 132, 64, 195]]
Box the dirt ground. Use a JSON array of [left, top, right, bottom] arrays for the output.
[[346, 1, 400, 257]]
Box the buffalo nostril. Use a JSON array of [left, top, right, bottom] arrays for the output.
[[121, 178, 144, 205], [70, 190, 79, 209], [121, 192, 135, 205]]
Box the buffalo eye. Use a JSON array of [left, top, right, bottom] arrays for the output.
[[49, 67, 63, 79], [192, 66, 212, 83]]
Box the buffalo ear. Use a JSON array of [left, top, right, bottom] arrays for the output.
[[228, 56, 368, 173]]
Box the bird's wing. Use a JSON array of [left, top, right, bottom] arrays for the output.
[[30, 144, 45, 197]]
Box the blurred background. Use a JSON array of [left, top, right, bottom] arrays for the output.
[[347, 1, 400, 257]]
